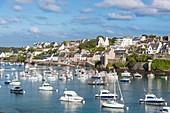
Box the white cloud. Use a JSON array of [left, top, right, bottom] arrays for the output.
[[15, 0, 32, 4], [0, 18, 21, 24], [129, 26, 140, 30], [105, 30, 114, 34], [13, 5, 23, 11], [95, 0, 144, 9], [38, 0, 62, 13], [0, 19, 8, 24], [107, 12, 133, 20], [152, 0, 170, 11], [29, 26, 40, 33], [81, 8, 93, 13], [135, 7, 158, 16]]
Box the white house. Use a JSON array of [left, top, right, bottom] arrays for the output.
[[58, 44, 65, 51], [146, 42, 162, 54], [0, 52, 6, 58], [97, 36, 109, 47], [116, 37, 132, 47]]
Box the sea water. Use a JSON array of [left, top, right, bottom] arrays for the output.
[[0, 64, 169, 113]]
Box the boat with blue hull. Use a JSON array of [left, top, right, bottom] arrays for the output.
[[4, 80, 11, 85]]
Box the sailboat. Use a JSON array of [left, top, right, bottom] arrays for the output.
[[101, 78, 125, 109]]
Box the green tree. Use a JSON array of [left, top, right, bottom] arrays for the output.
[[95, 60, 101, 68], [28, 47, 35, 53]]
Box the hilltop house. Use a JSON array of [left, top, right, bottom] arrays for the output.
[[146, 42, 162, 54], [97, 36, 109, 47], [115, 37, 132, 47], [161, 42, 170, 55]]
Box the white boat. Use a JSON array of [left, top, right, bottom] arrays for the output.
[[39, 83, 53, 91], [59, 91, 85, 103], [11, 68, 16, 71], [101, 78, 125, 109], [0, 68, 5, 72], [147, 73, 155, 78], [107, 72, 118, 80], [121, 71, 132, 78], [120, 77, 131, 83], [134, 72, 142, 79], [95, 89, 117, 99], [139, 93, 166, 105], [10, 79, 21, 86], [102, 99, 124, 109], [159, 106, 170, 112]]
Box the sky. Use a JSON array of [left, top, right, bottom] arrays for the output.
[[0, 0, 170, 47]]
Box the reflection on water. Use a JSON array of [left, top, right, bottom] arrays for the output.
[[60, 101, 83, 112], [102, 107, 124, 113], [145, 105, 161, 113], [39, 91, 53, 99]]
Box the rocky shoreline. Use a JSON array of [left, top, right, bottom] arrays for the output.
[[31, 61, 170, 76]]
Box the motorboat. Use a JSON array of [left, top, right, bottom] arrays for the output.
[[134, 72, 142, 79], [102, 99, 124, 109], [39, 83, 53, 91], [159, 106, 170, 112], [95, 89, 117, 99], [121, 71, 132, 78], [59, 91, 85, 103], [4, 80, 11, 85], [10, 86, 25, 94], [10, 79, 21, 86], [139, 93, 166, 105], [120, 77, 131, 83], [147, 73, 155, 78]]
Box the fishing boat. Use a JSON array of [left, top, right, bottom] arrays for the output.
[[95, 89, 118, 99], [39, 83, 53, 91], [59, 90, 85, 103], [101, 78, 125, 109], [139, 93, 166, 105], [10, 86, 25, 94]]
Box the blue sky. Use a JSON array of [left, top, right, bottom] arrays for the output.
[[0, 0, 170, 47]]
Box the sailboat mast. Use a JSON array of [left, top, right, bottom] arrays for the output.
[[117, 78, 124, 104], [113, 78, 116, 100]]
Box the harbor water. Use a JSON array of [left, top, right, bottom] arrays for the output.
[[0, 64, 169, 113]]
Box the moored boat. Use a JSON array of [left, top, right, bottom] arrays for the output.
[[159, 106, 170, 112], [59, 90, 85, 103], [102, 99, 125, 109], [10, 86, 25, 94], [4, 80, 11, 85], [10, 79, 21, 86], [39, 83, 53, 91], [139, 93, 166, 105], [95, 89, 117, 99]]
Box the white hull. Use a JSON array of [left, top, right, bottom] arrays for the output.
[[102, 100, 124, 109], [39, 87, 53, 91], [10, 82, 21, 86], [59, 97, 83, 102]]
